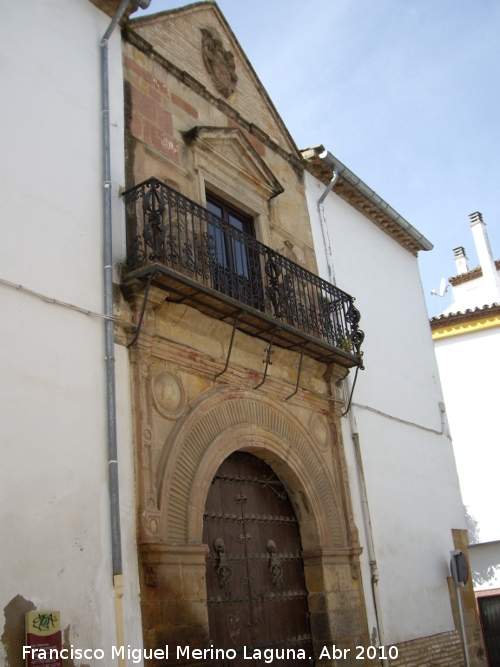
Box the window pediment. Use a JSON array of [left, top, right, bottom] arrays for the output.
[[183, 126, 284, 201]]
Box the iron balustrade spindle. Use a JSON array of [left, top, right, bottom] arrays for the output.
[[123, 178, 364, 360]]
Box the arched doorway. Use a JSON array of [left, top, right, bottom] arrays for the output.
[[203, 451, 314, 666]]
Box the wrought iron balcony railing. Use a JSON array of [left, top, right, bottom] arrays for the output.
[[122, 178, 364, 368]]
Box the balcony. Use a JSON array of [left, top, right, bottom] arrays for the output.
[[122, 178, 364, 369]]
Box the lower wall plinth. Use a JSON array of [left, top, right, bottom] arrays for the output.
[[388, 630, 466, 667], [140, 544, 210, 666], [303, 548, 373, 666]]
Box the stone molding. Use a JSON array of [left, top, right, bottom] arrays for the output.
[[303, 546, 363, 581], [184, 125, 284, 200], [151, 370, 187, 420], [140, 542, 209, 564], [309, 412, 330, 451], [155, 387, 347, 550], [302, 546, 363, 562]]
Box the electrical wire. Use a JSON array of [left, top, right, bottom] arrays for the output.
[[352, 401, 449, 437], [2, 276, 450, 437], [0, 277, 134, 328]]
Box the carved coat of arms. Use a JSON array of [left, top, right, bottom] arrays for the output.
[[201, 28, 237, 97]]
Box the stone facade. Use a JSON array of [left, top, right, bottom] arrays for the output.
[[114, 4, 486, 666], [116, 277, 370, 664], [122, 4, 318, 273], [117, 3, 371, 664]]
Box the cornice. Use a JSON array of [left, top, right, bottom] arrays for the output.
[[302, 150, 426, 256], [431, 302, 500, 340], [449, 259, 500, 287], [87, 0, 137, 20]]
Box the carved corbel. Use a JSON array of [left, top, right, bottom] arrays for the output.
[[122, 279, 167, 351], [145, 564, 158, 587]]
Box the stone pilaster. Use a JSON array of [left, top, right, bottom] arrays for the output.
[[448, 529, 487, 667], [302, 547, 372, 667], [140, 544, 210, 666]]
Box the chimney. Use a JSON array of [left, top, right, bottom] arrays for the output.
[[469, 211, 500, 301], [453, 246, 469, 275]]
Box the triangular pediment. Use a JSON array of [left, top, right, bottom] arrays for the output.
[[184, 126, 284, 199], [128, 2, 300, 159]]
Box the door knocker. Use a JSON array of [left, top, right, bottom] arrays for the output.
[[214, 537, 232, 591], [267, 540, 283, 586]]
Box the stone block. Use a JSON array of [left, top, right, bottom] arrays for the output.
[[336, 564, 351, 591], [156, 107, 174, 135], [142, 563, 183, 603], [141, 601, 163, 631], [148, 85, 163, 103], [172, 92, 198, 118], [307, 592, 327, 613], [143, 120, 180, 162], [327, 590, 351, 611], [181, 564, 208, 600], [164, 623, 210, 650], [162, 600, 209, 628], [130, 114, 143, 140], [323, 564, 339, 593], [310, 610, 332, 641], [328, 608, 363, 639], [304, 564, 325, 593], [131, 84, 156, 123]]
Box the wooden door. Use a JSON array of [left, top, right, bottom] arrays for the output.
[[479, 595, 500, 667], [203, 452, 314, 666]]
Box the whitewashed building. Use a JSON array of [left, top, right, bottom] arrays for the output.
[[430, 213, 500, 665], [431, 212, 500, 547], [0, 0, 147, 663], [1, 2, 489, 666], [303, 146, 484, 665]]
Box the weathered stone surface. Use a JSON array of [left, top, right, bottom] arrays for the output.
[[121, 5, 367, 660], [128, 4, 298, 154]]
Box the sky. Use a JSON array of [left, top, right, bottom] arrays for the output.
[[137, 0, 500, 317]]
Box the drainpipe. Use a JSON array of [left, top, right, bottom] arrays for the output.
[[317, 164, 387, 655], [100, 0, 150, 661], [317, 161, 339, 285], [345, 381, 387, 656]]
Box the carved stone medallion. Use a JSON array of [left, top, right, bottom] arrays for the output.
[[309, 413, 329, 451], [152, 371, 186, 419], [201, 28, 237, 97]]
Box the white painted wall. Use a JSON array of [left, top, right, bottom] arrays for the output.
[[305, 170, 466, 645], [434, 327, 500, 545], [0, 0, 142, 661], [468, 542, 500, 591], [442, 269, 500, 315]]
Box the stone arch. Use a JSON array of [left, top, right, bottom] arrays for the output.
[[156, 387, 347, 550]]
